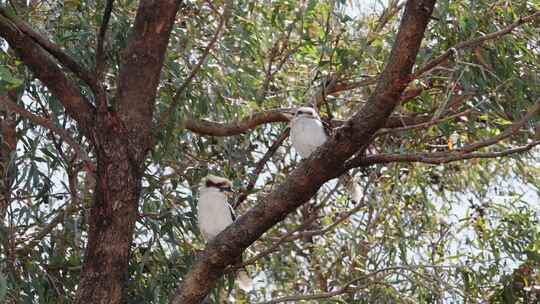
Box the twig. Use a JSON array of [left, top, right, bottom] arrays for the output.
[[0, 95, 95, 172], [233, 128, 290, 209], [226, 212, 320, 272], [157, 3, 229, 132], [346, 99, 540, 168], [412, 11, 540, 79], [230, 177, 373, 270], [348, 140, 540, 167], [95, 0, 114, 82], [16, 202, 81, 254], [376, 109, 472, 135], [258, 266, 411, 304]]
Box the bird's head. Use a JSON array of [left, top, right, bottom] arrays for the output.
[[292, 107, 319, 120], [201, 175, 235, 196]]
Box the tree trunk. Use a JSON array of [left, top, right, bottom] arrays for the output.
[[75, 116, 143, 304]]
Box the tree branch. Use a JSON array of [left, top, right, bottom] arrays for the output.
[[347, 99, 540, 167], [96, 0, 114, 82], [376, 109, 472, 135], [157, 2, 229, 132], [184, 99, 441, 137], [0, 11, 96, 134], [233, 128, 290, 209], [94, 0, 114, 112], [346, 140, 539, 167], [230, 177, 372, 270], [412, 10, 540, 79], [258, 266, 410, 304], [0, 95, 95, 172], [185, 109, 292, 136], [458, 99, 540, 153], [0, 8, 100, 94], [171, 1, 436, 302], [114, 0, 182, 157], [328, 10, 540, 94]]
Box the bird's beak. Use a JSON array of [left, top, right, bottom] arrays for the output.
[[282, 112, 295, 120]]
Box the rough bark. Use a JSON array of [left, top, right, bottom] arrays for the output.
[[171, 0, 437, 302], [75, 1, 182, 303], [0, 104, 16, 220], [1, 1, 181, 303], [74, 128, 141, 304]]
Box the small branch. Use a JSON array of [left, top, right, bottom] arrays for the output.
[[348, 98, 540, 167], [412, 11, 540, 79], [233, 128, 290, 209], [16, 202, 81, 254], [157, 3, 229, 132], [230, 178, 373, 270], [0, 95, 95, 172], [459, 99, 540, 153], [258, 266, 410, 304], [0, 11, 96, 133], [95, 0, 114, 81], [347, 140, 540, 167], [376, 109, 472, 135], [228, 212, 320, 271], [185, 108, 293, 136], [329, 11, 540, 95]]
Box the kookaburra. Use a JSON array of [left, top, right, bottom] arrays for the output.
[[198, 175, 253, 291], [287, 107, 362, 203]]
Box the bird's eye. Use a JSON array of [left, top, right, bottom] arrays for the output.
[[221, 186, 232, 192]]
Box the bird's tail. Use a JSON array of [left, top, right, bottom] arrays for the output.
[[236, 267, 253, 291], [343, 173, 363, 204]]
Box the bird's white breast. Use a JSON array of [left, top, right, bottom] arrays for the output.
[[290, 117, 328, 158], [198, 189, 233, 241]]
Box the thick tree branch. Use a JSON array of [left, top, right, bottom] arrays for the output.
[[171, 1, 436, 302], [185, 94, 439, 137], [0, 12, 96, 134], [76, 2, 182, 303], [186, 109, 292, 136], [0, 95, 95, 171], [0, 8, 100, 94], [114, 0, 182, 158]]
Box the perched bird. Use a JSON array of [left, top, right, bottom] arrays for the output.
[[287, 107, 362, 203], [198, 175, 253, 291], [289, 107, 328, 158]]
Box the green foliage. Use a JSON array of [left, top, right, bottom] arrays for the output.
[[0, 0, 539, 303]]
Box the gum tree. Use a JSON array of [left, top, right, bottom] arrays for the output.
[[0, 0, 539, 303]]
